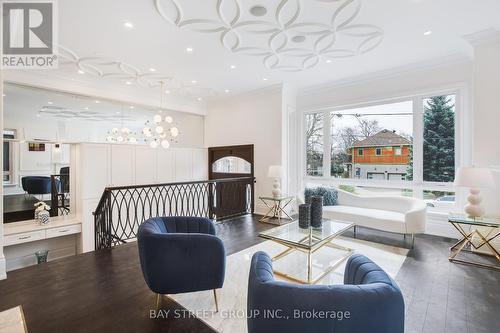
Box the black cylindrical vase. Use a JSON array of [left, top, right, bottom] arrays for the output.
[[298, 204, 311, 229], [310, 195, 323, 229]]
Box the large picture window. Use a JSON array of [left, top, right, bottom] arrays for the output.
[[304, 92, 460, 211]]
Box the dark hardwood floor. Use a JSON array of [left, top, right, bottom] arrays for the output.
[[0, 215, 498, 333]]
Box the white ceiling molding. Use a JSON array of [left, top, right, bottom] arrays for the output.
[[155, 0, 384, 72], [298, 53, 472, 97], [462, 28, 500, 47], [56, 45, 218, 98]]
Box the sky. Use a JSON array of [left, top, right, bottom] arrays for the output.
[[331, 100, 414, 139]]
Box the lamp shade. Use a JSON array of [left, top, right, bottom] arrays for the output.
[[454, 167, 495, 188], [267, 165, 283, 178]]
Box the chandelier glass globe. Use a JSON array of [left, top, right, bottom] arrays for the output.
[[153, 114, 162, 123], [161, 140, 170, 148], [170, 127, 179, 137], [164, 116, 173, 123], [155, 126, 164, 134], [150, 140, 159, 148]]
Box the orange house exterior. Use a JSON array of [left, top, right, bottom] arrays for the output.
[[349, 129, 412, 180], [352, 146, 411, 165]]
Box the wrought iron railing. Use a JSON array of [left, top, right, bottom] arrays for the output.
[[93, 177, 255, 250], [50, 174, 70, 216]]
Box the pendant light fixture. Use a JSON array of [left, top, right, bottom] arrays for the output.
[[142, 81, 179, 149]]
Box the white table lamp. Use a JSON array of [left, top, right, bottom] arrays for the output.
[[454, 167, 495, 218], [267, 165, 283, 198]]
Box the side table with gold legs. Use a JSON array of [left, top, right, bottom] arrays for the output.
[[258, 195, 294, 225], [448, 214, 500, 271]]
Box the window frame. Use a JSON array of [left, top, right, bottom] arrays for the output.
[[394, 146, 402, 156], [357, 148, 363, 156], [375, 148, 382, 156], [300, 83, 470, 212]]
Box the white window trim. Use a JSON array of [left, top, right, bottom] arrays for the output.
[[300, 82, 471, 212]]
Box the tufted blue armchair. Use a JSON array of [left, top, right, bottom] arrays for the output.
[[248, 252, 404, 333], [137, 216, 225, 310]]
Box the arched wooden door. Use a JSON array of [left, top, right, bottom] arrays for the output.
[[208, 144, 254, 219]]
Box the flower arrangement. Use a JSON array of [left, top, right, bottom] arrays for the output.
[[34, 201, 51, 224]]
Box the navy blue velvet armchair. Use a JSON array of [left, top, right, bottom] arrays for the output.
[[137, 216, 225, 310], [248, 252, 404, 333]]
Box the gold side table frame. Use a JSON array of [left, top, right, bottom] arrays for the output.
[[260, 221, 354, 284], [448, 216, 500, 271], [259, 195, 294, 225]]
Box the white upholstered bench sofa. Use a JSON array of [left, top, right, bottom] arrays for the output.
[[299, 188, 427, 247]]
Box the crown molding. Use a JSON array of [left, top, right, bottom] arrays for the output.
[[463, 28, 500, 47], [208, 84, 283, 106], [298, 53, 472, 96]]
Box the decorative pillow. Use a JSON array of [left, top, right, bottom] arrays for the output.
[[304, 187, 338, 206]]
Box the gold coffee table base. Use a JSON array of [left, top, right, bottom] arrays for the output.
[[270, 235, 354, 284]]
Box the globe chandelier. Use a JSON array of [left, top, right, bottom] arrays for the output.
[[106, 105, 138, 144], [142, 81, 179, 149]]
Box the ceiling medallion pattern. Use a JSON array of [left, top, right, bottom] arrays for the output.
[[155, 0, 384, 72], [56, 46, 217, 98]]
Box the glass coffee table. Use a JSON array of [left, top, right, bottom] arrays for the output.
[[259, 219, 354, 284]]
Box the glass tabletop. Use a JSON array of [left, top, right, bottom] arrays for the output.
[[448, 214, 500, 228], [259, 219, 354, 249], [259, 195, 294, 201]]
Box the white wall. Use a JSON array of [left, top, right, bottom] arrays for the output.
[[469, 33, 500, 216], [73, 143, 207, 252], [205, 87, 283, 214]]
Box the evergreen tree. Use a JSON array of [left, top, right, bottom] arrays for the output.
[[423, 96, 455, 182]]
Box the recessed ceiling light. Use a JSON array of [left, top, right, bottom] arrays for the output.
[[224, 89, 230, 93], [124, 22, 134, 29], [77, 70, 85, 74], [186, 47, 194, 53], [191, 80, 197, 84], [83, 107, 89, 110], [149, 68, 156, 72], [95, 100, 100, 104], [263, 78, 268, 81], [165, 90, 171, 94], [230, 65, 236, 69], [47, 101, 53, 104], [424, 30, 433, 36], [197, 97, 203, 101], [129, 106, 134, 109], [250, 5, 267, 17], [326, 59, 332, 64], [125, 81, 132, 85]]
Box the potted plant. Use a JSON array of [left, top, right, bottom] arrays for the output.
[[34, 201, 51, 225]]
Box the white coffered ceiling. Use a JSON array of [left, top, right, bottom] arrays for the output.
[[4, 0, 500, 113]]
